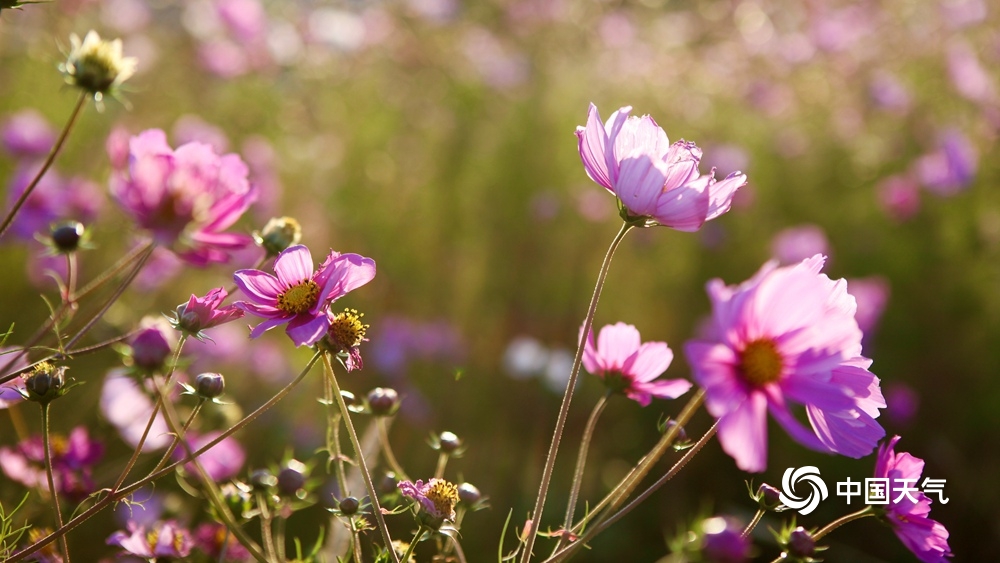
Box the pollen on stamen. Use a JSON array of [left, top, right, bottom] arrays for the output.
[[327, 308, 368, 349], [276, 280, 320, 315]]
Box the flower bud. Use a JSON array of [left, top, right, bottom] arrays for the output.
[[786, 527, 815, 558], [438, 431, 462, 453], [277, 459, 308, 497], [194, 372, 225, 400], [50, 221, 85, 253], [367, 387, 399, 416], [755, 483, 783, 511], [131, 327, 172, 372], [457, 482, 481, 505], [255, 217, 302, 257], [23, 363, 67, 404], [60, 31, 137, 96], [701, 516, 750, 563], [249, 469, 277, 492], [339, 496, 360, 515]]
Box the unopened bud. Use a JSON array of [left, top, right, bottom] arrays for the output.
[[786, 527, 815, 558], [277, 459, 308, 497], [194, 372, 225, 399], [23, 363, 67, 404], [339, 496, 360, 515], [367, 387, 399, 416], [255, 217, 302, 257], [131, 327, 172, 372], [457, 482, 481, 505], [50, 221, 85, 253], [438, 431, 462, 453], [249, 469, 277, 492], [755, 483, 783, 511]]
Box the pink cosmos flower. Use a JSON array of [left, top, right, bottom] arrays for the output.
[[582, 322, 691, 406], [194, 522, 251, 561], [2, 109, 55, 158], [0, 347, 28, 409], [110, 129, 258, 265], [875, 436, 952, 562], [576, 103, 746, 231], [174, 431, 246, 481], [398, 478, 460, 521], [684, 255, 886, 472], [171, 287, 244, 337], [234, 244, 376, 347], [0, 426, 104, 501], [107, 520, 194, 559]]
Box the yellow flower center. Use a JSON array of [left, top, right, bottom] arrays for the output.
[[328, 309, 368, 348], [146, 530, 160, 550], [426, 479, 460, 519], [738, 339, 784, 387], [276, 280, 320, 315]]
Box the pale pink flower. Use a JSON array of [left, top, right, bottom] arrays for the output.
[[576, 104, 745, 230], [582, 322, 691, 406], [684, 255, 885, 472]]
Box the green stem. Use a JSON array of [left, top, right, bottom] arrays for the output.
[[41, 404, 71, 563], [433, 452, 448, 481], [399, 526, 426, 563], [153, 375, 268, 563], [378, 417, 409, 481], [257, 492, 277, 562], [559, 392, 610, 547], [322, 366, 349, 497], [72, 239, 154, 303], [323, 353, 399, 563], [0, 328, 141, 387], [0, 91, 87, 241], [152, 400, 204, 475], [547, 390, 706, 563], [742, 509, 765, 539], [519, 222, 633, 563], [11, 351, 323, 563]]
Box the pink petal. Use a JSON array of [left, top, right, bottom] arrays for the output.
[[596, 323, 641, 372], [233, 269, 282, 304], [716, 391, 769, 472], [623, 341, 673, 383], [576, 104, 614, 191], [653, 178, 710, 231], [285, 314, 330, 347], [615, 154, 669, 217], [318, 253, 376, 311], [273, 245, 314, 288], [764, 387, 831, 454], [248, 316, 290, 339], [581, 326, 601, 375], [706, 170, 746, 221], [632, 378, 692, 401], [806, 405, 884, 458]]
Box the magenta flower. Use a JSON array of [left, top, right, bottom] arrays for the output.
[[107, 520, 194, 559], [171, 287, 244, 337], [875, 436, 952, 562], [398, 478, 460, 522], [2, 109, 55, 158], [234, 244, 376, 347], [582, 322, 691, 406], [101, 370, 172, 452], [576, 103, 746, 231], [174, 431, 246, 481], [194, 522, 251, 561], [0, 347, 28, 410], [914, 129, 978, 197], [110, 129, 258, 265], [0, 426, 104, 501], [684, 255, 886, 472]]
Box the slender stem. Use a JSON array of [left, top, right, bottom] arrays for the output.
[[153, 375, 268, 563], [257, 492, 277, 562], [275, 504, 287, 562], [742, 509, 765, 539], [41, 404, 71, 563], [72, 240, 154, 303], [560, 393, 610, 543], [0, 328, 141, 387], [11, 352, 323, 563], [399, 526, 426, 563], [433, 453, 449, 481], [152, 400, 203, 474], [323, 353, 399, 563], [351, 524, 363, 563], [64, 252, 78, 305], [322, 366, 349, 497], [546, 390, 707, 563], [813, 506, 875, 540], [450, 536, 468, 563], [0, 91, 87, 241], [378, 417, 409, 481], [113, 335, 187, 491], [520, 222, 633, 563]]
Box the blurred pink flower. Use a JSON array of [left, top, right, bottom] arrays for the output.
[[878, 174, 921, 222], [582, 322, 691, 406], [914, 129, 978, 197], [173, 114, 230, 153], [0, 427, 104, 501], [885, 382, 920, 428], [874, 436, 952, 562], [195, 522, 251, 561], [847, 276, 890, 340], [0, 347, 28, 409], [576, 104, 746, 231], [684, 255, 885, 472], [2, 109, 55, 158], [234, 244, 376, 347], [107, 520, 193, 559], [4, 164, 102, 241], [175, 431, 245, 481], [110, 129, 258, 265], [946, 39, 995, 104], [771, 225, 830, 265], [101, 371, 172, 452], [869, 71, 912, 114]]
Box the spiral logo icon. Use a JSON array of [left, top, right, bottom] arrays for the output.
[[778, 466, 829, 515]]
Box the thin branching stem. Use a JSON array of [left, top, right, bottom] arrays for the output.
[[558, 391, 610, 552], [767, 507, 875, 563], [41, 404, 70, 563], [520, 222, 633, 563], [378, 417, 409, 481]]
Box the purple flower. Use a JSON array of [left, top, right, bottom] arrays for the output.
[[194, 522, 251, 561], [875, 436, 952, 562], [684, 255, 886, 472], [877, 174, 921, 222], [100, 371, 172, 452], [700, 516, 750, 563], [914, 129, 978, 197], [0, 427, 104, 501], [3, 163, 102, 241], [2, 109, 55, 158], [107, 520, 194, 559], [398, 478, 460, 521], [582, 322, 691, 406], [847, 276, 890, 343], [174, 431, 245, 481], [109, 129, 258, 265], [234, 244, 376, 347], [770, 225, 830, 265], [172, 287, 244, 336], [0, 347, 28, 409], [576, 103, 746, 230]]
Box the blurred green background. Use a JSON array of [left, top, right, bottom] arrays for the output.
[[2, 0, 998, 560]]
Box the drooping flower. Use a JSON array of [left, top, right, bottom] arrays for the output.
[[874, 436, 952, 562], [398, 478, 460, 523], [582, 322, 691, 406], [0, 426, 104, 501], [60, 30, 138, 97], [110, 129, 258, 265], [234, 244, 376, 347], [576, 103, 746, 230], [170, 287, 244, 338], [319, 308, 369, 371], [684, 255, 886, 472], [107, 520, 194, 559]]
